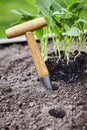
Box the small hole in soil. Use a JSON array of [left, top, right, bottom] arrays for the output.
[[49, 108, 66, 118]]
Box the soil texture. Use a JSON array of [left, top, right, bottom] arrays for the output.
[[46, 51, 87, 82], [0, 42, 87, 130]]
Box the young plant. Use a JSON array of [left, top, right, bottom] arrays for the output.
[[12, 0, 87, 63]]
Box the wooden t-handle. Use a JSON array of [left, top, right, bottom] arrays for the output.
[[5, 17, 47, 38], [25, 32, 49, 78]]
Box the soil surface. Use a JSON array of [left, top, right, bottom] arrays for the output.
[[0, 42, 87, 130]]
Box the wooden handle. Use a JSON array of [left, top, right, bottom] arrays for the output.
[[25, 32, 49, 78], [5, 17, 47, 38]]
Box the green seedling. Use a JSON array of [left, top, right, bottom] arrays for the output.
[[12, 0, 87, 63]]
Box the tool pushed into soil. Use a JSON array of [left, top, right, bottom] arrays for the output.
[[5, 17, 53, 90]]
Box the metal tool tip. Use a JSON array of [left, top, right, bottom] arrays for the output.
[[40, 75, 53, 90]]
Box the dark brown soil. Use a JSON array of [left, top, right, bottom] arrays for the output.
[[0, 42, 87, 130], [46, 51, 87, 83]]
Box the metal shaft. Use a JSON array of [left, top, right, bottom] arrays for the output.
[[40, 75, 53, 90]]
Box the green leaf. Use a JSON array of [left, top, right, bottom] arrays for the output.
[[25, 0, 38, 15], [51, 0, 63, 12], [79, 7, 87, 20], [75, 18, 87, 30], [53, 11, 64, 17], [11, 9, 22, 16], [11, 17, 29, 26], [36, 0, 52, 9], [69, 2, 80, 11], [19, 9, 35, 16], [36, 0, 52, 18], [55, 0, 68, 8], [11, 9, 35, 25], [67, 0, 80, 10], [11, 9, 35, 17], [76, 18, 87, 25], [62, 27, 81, 36], [78, 0, 87, 9], [35, 28, 43, 41], [61, 8, 73, 17], [62, 18, 74, 27]]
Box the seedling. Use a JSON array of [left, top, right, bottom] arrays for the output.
[[12, 0, 87, 63]]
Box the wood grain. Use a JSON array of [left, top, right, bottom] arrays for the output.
[[25, 32, 49, 78], [5, 17, 47, 38]]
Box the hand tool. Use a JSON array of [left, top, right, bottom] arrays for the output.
[[5, 17, 53, 90]]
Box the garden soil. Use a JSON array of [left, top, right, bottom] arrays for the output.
[[0, 41, 87, 130]]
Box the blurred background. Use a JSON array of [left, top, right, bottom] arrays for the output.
[[0, 0, 29, 38]]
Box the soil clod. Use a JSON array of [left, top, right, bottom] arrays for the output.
[[49, 108, 66, 118]]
